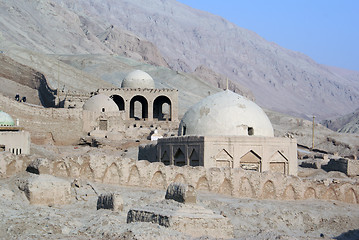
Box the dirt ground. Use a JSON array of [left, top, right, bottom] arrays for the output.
[[0, 168, 358, 240]]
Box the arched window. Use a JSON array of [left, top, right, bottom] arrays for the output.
[[130, 95, 148, 120], [153, 96, 171, 121], [110, 95, 125, 111]]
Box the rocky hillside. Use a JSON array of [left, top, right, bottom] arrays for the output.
[[0, 0, 167, 67], [0, 0, 358, 120], [322, 109, 359, 134], [191, 65, 254, 101], [0, 0, 251, 102], [52, 0, 359, 120]]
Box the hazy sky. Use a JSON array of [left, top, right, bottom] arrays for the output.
[[177, 0, 359, 71]]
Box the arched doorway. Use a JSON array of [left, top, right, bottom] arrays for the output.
[[153, 96, 171, 121], [130, 95, 148, 120], [110, 95, 125, 111]]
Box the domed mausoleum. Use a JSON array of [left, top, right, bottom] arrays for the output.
[[83, 94, 119, 113], [80, 70, 179, 135], [0, 111, 30, 155], [140, 90, 298, 176], [121, 70, 155, 89], [178, 90, 274, 137]]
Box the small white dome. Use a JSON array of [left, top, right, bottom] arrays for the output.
[[121, 70, 155, 89], [178, 90, 274, 137], [83, 94, 119, 112], [0, 111, 15, 126]]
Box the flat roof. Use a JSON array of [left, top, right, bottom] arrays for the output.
[[0, 126, 23, 131]]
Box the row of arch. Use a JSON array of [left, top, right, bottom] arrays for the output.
[[160, 148, 289, 175], [34, 157, 359, 205], [110, 94, 172, 121], [4, 155, 357, 205], [123, 167, 358, 204]]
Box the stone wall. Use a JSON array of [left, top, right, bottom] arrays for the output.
[[1, 152, 358, 204], [0, 94, 83, 145], [60, 90, 92, 109], [324, 158, 359, 177]]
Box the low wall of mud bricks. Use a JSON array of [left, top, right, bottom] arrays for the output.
[[1, 152, 358, 204]]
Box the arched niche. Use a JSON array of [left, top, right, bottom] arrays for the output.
[[130, 95, 148, 120], [269, 151, 288, 175], [174, 147, 186, 166], [240, 150, 261, 172], [110, 95, 125, 111], [153, 95, 172, 121], [189, 149, 200, 166]]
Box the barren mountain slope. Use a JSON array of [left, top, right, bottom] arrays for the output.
[[326, 65, 359, 83], [1, 44, 115, 93], [322, 108, 359, 134], [0, 0, 167, 67], [53, 0, 359, 120], [191, 65, 254, 100], [0, 0, 253, 102]]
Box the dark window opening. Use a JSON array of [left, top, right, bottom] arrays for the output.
[[248, 127, 254, 136]]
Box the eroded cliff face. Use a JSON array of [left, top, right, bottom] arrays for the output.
[[0, 54, 56, 106]]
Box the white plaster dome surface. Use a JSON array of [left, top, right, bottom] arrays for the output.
[[0, 110, 15, 126], [121, 70, 155, 89], [179, 90, 274, 137], [82, 94, 119, 112]]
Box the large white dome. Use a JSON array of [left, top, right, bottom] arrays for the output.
[[0, 111, 15, 126], [178, 90, 274, 137], [121, 70, 155, 89], [83, 94, 119, 112]]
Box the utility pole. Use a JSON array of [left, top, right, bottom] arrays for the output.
[[57, 59, 60, 107], [312, 115, 315, 149]]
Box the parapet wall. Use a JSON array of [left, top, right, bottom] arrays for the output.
[[98, 88, 178, 94], [1, 152, 358, 204]]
